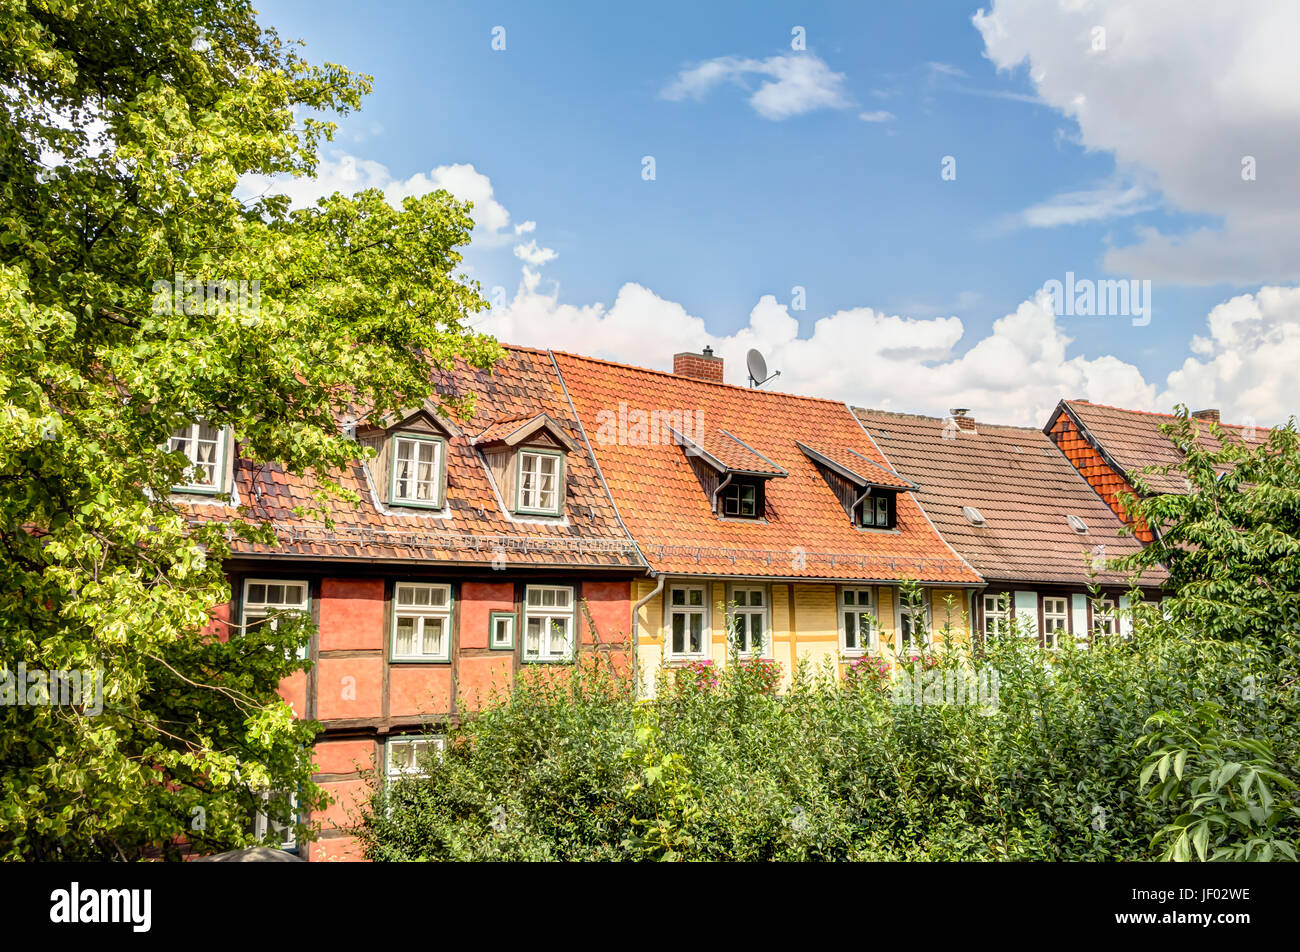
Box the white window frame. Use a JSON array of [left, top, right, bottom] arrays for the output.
[[169, 420, 227, 493], [241, 579, 311, 660], [516, 449, 563, 515], [666, 583, 710, 660], [390, 434, 444, 507], [898, 589, 931, 651], [982, 592, 1011, 639], [839, 586, 877, 657], [253, 790, 299, 850], [391, 582, 453, 662], [1093, 596, 1118, 637], [859, 493, 891, 528], [1042, 596, 1070, 650], [719, 480, 759, 518], [522, 585, 575, 663], [386, 735, 446, 781], [490, 612, 515, 651], [727, 583, 770, 658]]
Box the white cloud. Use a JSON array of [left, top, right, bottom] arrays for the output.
[[973, 0, 1300, 284], [1008, 183, 1153, 229], [513, 239, 557, 267], [858, 110, 896, 123], [660, 53, 852, 120], [478, 274, 1182, 425], [237, 156, 520, 246], [1159, 286, 1300, 424]]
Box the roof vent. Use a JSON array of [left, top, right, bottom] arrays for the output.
[[1066, 514, 1088, 534], [962, 505, 986, 526]]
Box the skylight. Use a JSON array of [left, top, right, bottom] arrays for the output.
[[962, 506, 986, 526], [1067, 514, 1088, 534]]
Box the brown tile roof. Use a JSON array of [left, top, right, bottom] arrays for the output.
[[552, 352, 981, 583], [853, 407, 1165, 588], [1059, 400, 1271, 495], [796, 442, 917, 490], [199, 347, 643, 569]]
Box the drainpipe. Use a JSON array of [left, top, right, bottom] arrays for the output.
[[630, 573, 665, 697], [851, 486, 872, 524], [711, 472, 734, 515]]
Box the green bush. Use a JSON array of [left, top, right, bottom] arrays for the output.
[[355, 618, 1300, 861]]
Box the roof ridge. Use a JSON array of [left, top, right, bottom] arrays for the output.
[[853, 405, 1044, 434], [1067, 399, 1273, 432], [550, 349, 850, 407]]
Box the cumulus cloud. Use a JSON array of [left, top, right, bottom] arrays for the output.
[[660, 53, 852, 120], [973, 0, 1300, 284], [513, 239, 558, 266], [1159, 286, 1300, 425], [237, 156, 520, 246], [477, 273, 1182, 426]]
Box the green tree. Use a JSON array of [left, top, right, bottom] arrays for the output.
[[0, 0, 499, 858], [1116, 408, 1300, 642]]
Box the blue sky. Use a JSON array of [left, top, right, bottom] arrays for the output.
[[249, 0, 1300, 426]]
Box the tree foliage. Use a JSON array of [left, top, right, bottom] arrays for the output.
[[0, 0, 498, 858]]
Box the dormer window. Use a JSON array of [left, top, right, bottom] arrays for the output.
[[719, 479, 762, 518], [357, 400, 460, 511], [391, 434, 445, 507], [857, 492, 895, 529], [472, 412, 580, 519], [517, 449, 562, 515], [169, 421, 230, 494], [795, 442, 913, 531]]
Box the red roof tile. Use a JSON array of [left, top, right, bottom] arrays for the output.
[[552, 352, 981, 583]]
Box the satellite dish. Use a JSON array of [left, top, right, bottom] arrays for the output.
[[746, 348, 781, 388]]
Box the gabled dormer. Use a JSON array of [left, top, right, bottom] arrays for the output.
[[672, 426, 787, 520], [797, 442, 916, 530], [357, 400, 463, 510], [472, 413, 580, 518]]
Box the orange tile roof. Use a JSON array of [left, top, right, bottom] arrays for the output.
[[1057, 401, 1271, 496], [680, 427, 788, 476], [854, 407, 1165, 588], [796, 442, 917, 490], [551, 352, 981, 583], [199, 346, 643, 569]]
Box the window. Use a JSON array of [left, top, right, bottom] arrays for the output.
[[489, 612, 515, 650], [253, 790, 299, 851], [1042, 596, 1069, 649], [169, 421, 225, 492], [390, 435, 443, 506], [983, 593, 1010, 639], [858, 493, 893, 528], [242, 579, 311, 660], [1093, 597, 1118, 636], [719, 480, 760, 518], [667, 584, 708, 659], [391, 583, 452, 661], [517, 450, 562, 514], [899, 591, 929, 649], [839, 587, 877, 656], [386, 735, 445, 781], [523, 585, 574, 662], [728, 585, 768, 657]]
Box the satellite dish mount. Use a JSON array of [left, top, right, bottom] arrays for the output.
[[746, 348, 781, 388]]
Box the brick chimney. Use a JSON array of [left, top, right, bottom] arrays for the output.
[[673, 346, 724, 384], [1192, 408, 1220, 423], [949, 408, 978, 432]]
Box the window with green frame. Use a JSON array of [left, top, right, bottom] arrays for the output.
[[489, 611, 515, 650], [522, 585, 574, 662], [516, 448, 563, 515], [389, 433, 444, 507]]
